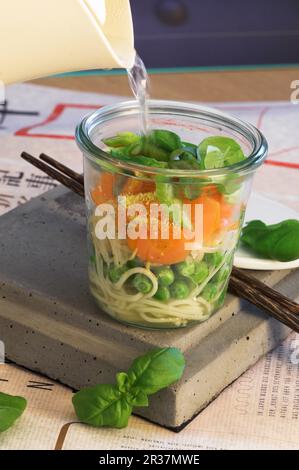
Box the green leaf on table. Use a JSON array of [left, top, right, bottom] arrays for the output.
[[116, 372, 130, 393], [126, 347, 185, 396], [72, 347, 185, 429], [198, 136, 246, 170], [0, 392, 27, 432], [240, 219, 299, 262], [126, 389, 149, 408], [72, 384, 133, 429]]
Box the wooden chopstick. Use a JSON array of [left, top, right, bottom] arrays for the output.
[[20, 151, 299, 333], [39, 153, 84, 186], [230, 268, 299, 330], [21, 152, 85, 197]]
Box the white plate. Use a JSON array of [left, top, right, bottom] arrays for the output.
[[234, 193, 299, 270]]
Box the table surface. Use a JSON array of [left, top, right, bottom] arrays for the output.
[[33, 67, 299, 102]]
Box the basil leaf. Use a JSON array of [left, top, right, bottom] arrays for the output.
[[0, 392, 27, 432], [72, 384, 132, 429], [72, 348, 185, 429], [127, 347, 185, 395], [149, 130, 181, 152], [116, 372, 130, 393], [126, 389, 149, 408], [203, 150, 225, 169], [198, 136, 245, 169], [103, 132, 140, 148], [240, 219, 299, 262]]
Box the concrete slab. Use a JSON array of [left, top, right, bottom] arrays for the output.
[[0, 187, 297, 429]]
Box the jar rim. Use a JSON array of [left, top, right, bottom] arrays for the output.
[[76, 99, 268, 178]]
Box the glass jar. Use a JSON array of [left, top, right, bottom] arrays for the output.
[[76, 100, 267, 329]]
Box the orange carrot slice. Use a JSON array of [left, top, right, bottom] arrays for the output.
[[127, 221, 191, 265], [91, 173, 116, 205]]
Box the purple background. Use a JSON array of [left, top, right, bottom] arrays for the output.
[[131, 0, 299, 68]]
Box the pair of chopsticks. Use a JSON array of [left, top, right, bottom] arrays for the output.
[[21, 151, 299, 333]]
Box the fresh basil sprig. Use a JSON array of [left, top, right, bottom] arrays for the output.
[[0, 392, 27, 432], [240, 219, 299, 262], [72, 348, 185, 429], [72, 384, 133, 429]]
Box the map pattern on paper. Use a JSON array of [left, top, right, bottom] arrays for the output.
[[0, 84, 298, 450]]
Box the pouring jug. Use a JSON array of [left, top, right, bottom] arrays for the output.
[[0, 0, 135, 84]]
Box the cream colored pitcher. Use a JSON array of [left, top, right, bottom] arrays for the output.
[[0, 0, 135, 84]]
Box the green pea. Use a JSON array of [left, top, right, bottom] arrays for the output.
[[155, 267, 175, 287], [132, 274, 153, 294], [175, 259, 195, 277], [170, 280, 190, 299], [154, 286, 170, 302], [190, 261, 209, 284], [201, 283, 219, 302], [204, 252, 223, 268], [108, 264, 127, 283]]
